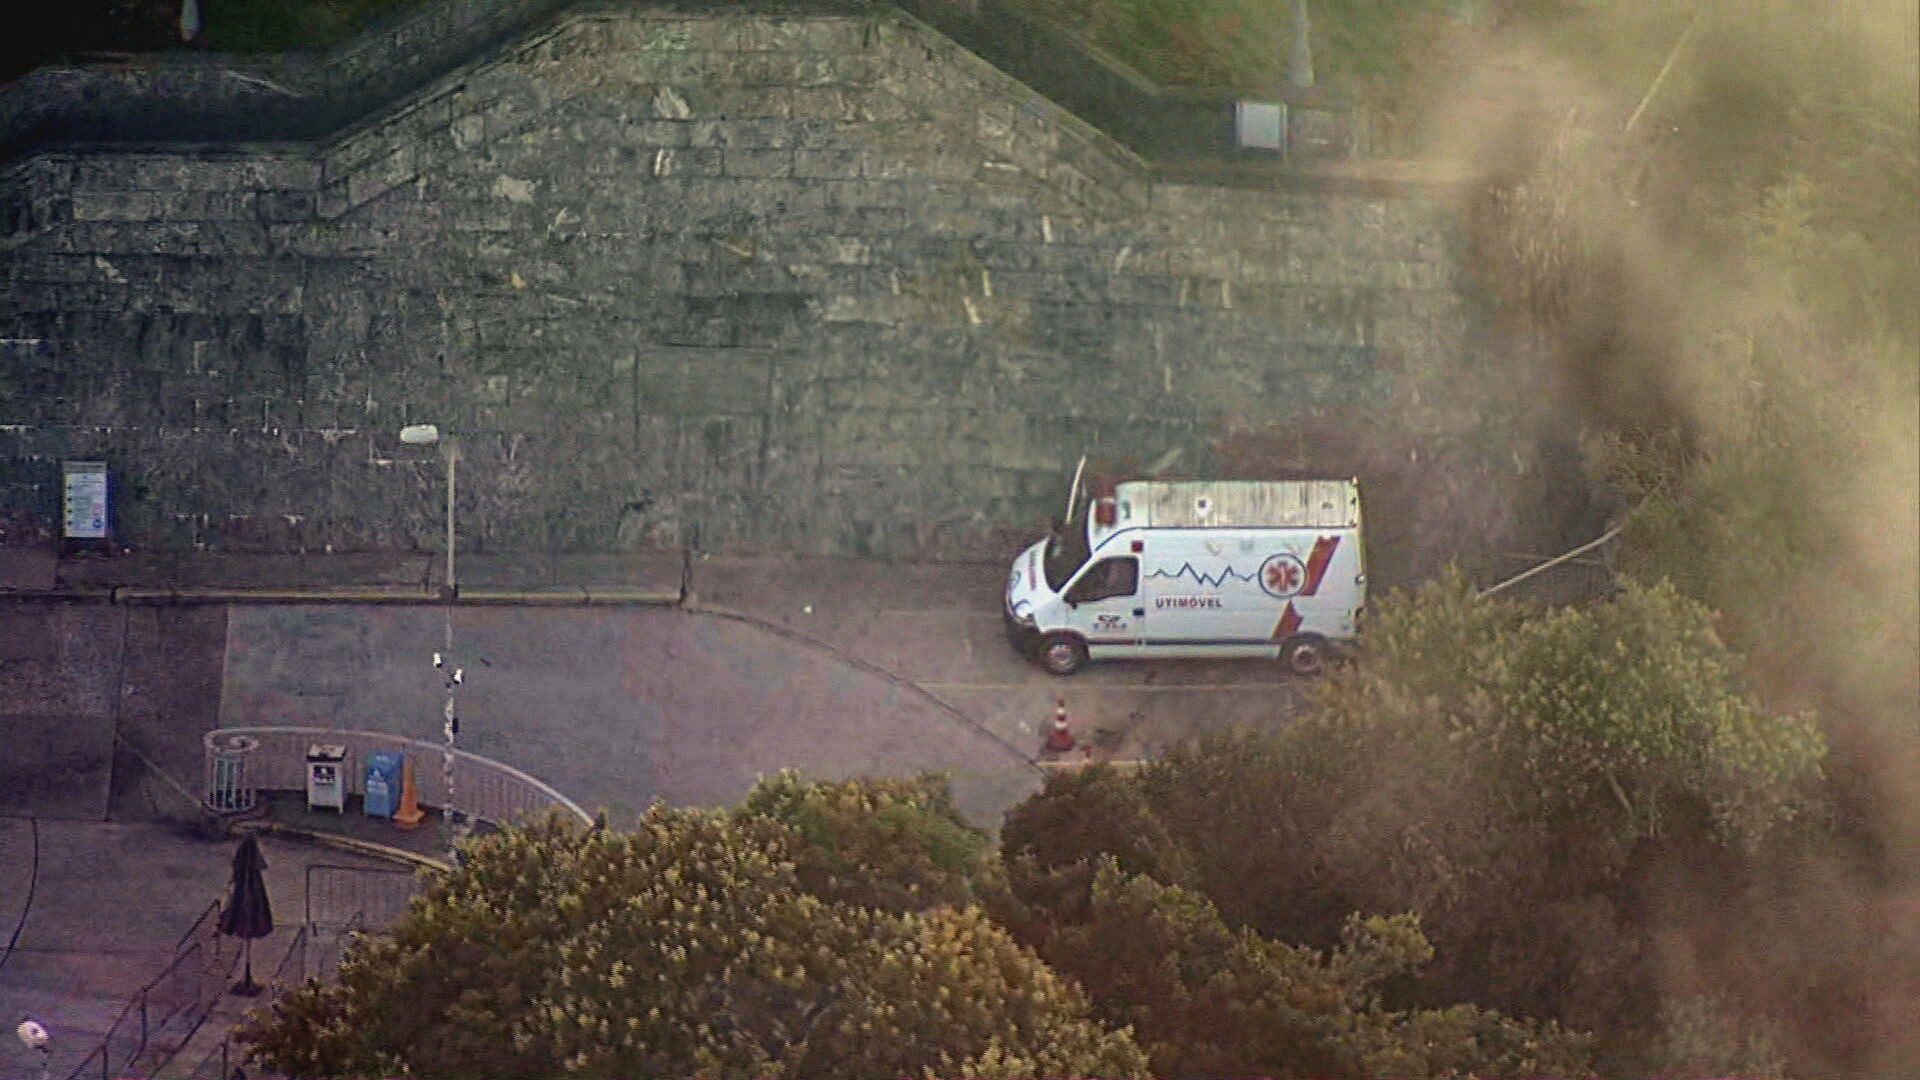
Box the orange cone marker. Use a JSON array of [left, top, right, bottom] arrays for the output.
[[1044, 699, 1076, 754], [392, 757, 426, 830]]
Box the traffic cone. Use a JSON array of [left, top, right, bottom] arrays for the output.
[[392, 757, 426, 830], [1044, 699, 1076, 754]]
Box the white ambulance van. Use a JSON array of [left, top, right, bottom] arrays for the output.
[[1003, 478, 1365, 676]]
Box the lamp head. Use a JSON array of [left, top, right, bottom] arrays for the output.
[[15, 1017, 49, 1050], [399, 424, 442, 446]]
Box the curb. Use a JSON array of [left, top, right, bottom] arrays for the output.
[[0, 585, 683, 605], [231, 819, 452, 873], [119, 586, 683, 606]]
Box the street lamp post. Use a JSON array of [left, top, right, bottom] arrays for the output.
[[399, 423, 464, 862]]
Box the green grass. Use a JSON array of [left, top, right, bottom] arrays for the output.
[[198, 0, 428, 52], [21, 0, 1460, 124], [1008, 0, 1467, 99]]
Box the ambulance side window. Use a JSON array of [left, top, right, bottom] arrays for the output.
[[1066, 557, 1138, 603]]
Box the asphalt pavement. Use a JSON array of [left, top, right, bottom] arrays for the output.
[[209, 553, 1305, 830], [1, 546, 1311, 1080], [688, 554, 1304, 766]]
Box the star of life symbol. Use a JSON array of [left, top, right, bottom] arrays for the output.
[[1259, 553, 1307, 599]]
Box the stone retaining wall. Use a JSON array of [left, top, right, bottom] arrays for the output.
[[1, 9, 1473, 561]]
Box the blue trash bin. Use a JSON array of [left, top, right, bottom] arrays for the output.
[[364, 751, 404, 818]]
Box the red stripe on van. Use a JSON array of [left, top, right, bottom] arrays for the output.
[[1301, 535, 1340, 596], [1271, 603, 1302, 641]]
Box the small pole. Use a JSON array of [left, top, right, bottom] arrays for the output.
[[444, 438, 457, 605], [1479, 526, 1622, 598], [230, 937, 261, 996], [442, 438, 461, 863], [1624, 12, 1702, 136], [1286, 0, 1315, 90]]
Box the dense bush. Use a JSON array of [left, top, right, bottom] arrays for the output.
[[239, 807, 1148, 1079], [1000, 575, 1828, 1069]]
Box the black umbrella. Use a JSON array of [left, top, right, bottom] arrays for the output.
[[218, 834, 274, 996]]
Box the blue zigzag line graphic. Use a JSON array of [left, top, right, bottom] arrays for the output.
[[1146, 562, 1259, 588]]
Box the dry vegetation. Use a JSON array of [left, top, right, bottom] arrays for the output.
[[1095, 1, 1915, 1072], [1425, 1, 1918, 1072]]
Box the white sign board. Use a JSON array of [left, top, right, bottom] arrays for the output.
[[62, 461, 109, 539], [1234, 100, 1287, 152]]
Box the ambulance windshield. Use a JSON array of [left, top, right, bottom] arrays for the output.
[[1042, 514, 1091, 592]]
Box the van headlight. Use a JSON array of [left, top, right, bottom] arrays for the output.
[[1010, 599, 1034, 627]]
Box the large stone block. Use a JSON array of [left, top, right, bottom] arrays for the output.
[[0, 8, 1483, 560]]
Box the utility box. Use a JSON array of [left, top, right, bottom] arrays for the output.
[[1234, 101, 1287, 153], [306, 744, 347, 812], [363, 751, 404, 818]]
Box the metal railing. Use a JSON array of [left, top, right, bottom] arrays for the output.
[[177, 903, 383, 1078], [303, 909, 369, 987], [53, 862, 436, 1080], [306, 862, 420, 930], [201, 725, 592, 828], [172, 921, 318, 1080], [139, 926, 306, 1080], [60, 901, 233, 1080]]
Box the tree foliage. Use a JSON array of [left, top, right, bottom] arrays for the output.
[[1037, 859, 1594, 1078], [239, 807, 1147, 1079], [1324, 571, 1827, 844], [733, 769, 993, 914], [1001, 574, 1827, 1063], [1456, 3, 1916, 1071]]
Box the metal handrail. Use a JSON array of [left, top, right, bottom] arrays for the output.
[[172, 899, 223, 952], [141, 940, 248, 1079], [202, 725, 592, 827], [306, 862, 419, 930], [266, 923, 312, 986], [173, 922, 322, 1080], [61, 898, 229, 1080]]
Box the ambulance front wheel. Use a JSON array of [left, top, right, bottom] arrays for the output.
[[1281, 635, 1329, 678], [1040, 634, 1089, 676]]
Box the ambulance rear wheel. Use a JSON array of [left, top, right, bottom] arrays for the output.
[[1040, 634, 1088, 676], [1281, 635, 1329, 678]]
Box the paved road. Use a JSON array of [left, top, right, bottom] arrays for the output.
[[1, 553, 1308, 1076], [692, 555, 1305, 761], [219, 603, 1046, 829], [216, 556, 1305, 830]]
